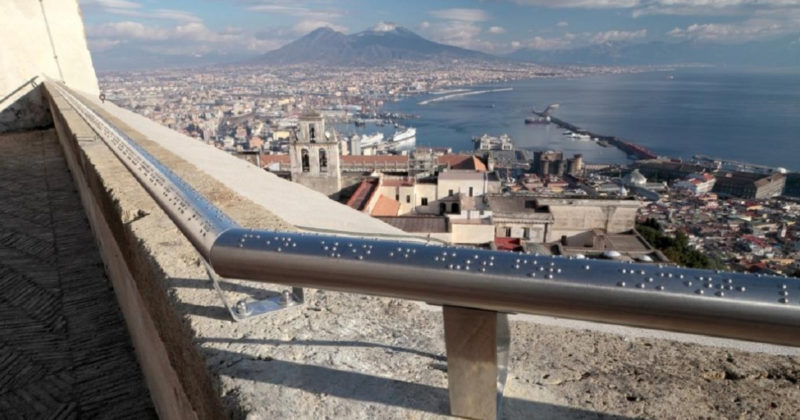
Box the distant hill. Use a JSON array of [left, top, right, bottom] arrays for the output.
[[91, 44, 250, 72], [254, 24, 498, 66], [506, 38, 800, 67]]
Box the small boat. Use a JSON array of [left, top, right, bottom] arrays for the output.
[[525, 117, 549, 125]]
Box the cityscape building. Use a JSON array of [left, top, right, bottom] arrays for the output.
[[2, 1, 799, 419]]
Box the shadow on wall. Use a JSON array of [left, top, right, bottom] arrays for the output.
[[0, 78, 53, 133], [204, 347, 632, 419]]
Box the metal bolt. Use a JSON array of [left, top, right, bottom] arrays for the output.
[[235, 300, 249, 315]]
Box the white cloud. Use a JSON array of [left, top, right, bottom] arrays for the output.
[[515, 29, 647, 50], [635, 0, 800, 16], [292, 20, 348, 34], [422, 8, 500, 51], [110, 8, 202, 23], [90, 21, 169, 40], [425, 21, 483, 46], [81, 0, 202, 23], [590, 29, 647, 43], [668, 19, 786, 41], [88, 38, 121, 52], [418, 20, 506, 52], [557, 21, 569, 27], [87, 20, 284, 55], [428, 8, 490, 22], [509, 0, 640, 8], [246, 4, 342, 20], [372, 22, 398, 32], [81, 0, 141, 10], [502, 0, 800, 18]]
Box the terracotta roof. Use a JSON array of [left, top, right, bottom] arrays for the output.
[[342, 155, 409, 165], [346, 178, 378, 211], [495, 237, 523, 251], [260, 154, 290, 167], [436, 154, 487, 171], [371, 195, 401, 217]]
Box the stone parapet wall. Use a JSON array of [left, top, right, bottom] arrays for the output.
[[43, 83, 800, 419]]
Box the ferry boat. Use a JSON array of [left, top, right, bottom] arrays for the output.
[[359, 132, 384, 147], [391, 127, 416, 144], [388, 127, 416, 152]]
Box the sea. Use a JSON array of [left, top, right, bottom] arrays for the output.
[[343, 68, 800, 171]]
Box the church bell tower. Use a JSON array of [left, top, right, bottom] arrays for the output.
[[289, 111, 342, 197]]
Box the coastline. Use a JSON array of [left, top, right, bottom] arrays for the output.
[[381, 69, 800, 171]]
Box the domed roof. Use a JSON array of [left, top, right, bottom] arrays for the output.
[[624, 169, 647, 186]]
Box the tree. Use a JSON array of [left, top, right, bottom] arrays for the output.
[[635, 222, 725, 270]]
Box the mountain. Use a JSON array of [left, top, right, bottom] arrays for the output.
[[254, 24, 498, 65], [91, 44, 249, 72], [506, 38, 800, 67]]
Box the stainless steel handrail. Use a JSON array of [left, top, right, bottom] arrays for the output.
[[51, 82, 236, 258], [49, 81, 800, 347]]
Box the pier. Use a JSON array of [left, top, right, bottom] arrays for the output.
[[532, 109, 658, 160]]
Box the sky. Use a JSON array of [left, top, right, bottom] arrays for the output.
[[80, 0, 800, 58]]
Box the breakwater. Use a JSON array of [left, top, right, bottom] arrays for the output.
[[533, 110, 658, 160]]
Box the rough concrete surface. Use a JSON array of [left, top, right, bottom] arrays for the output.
[[51, 87, 800, 419]]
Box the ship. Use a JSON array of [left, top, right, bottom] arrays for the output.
[[391, 127, 416, 144], [525, 116, 550, 124], [359, 132, 384, 147], [388, 127, 416, 152]]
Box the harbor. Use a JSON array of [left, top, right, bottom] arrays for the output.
[[531, 108, 658, 160]]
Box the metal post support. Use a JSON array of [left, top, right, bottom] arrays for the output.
[[202, 260, 304, 322], [443, 306, 510, 420]]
